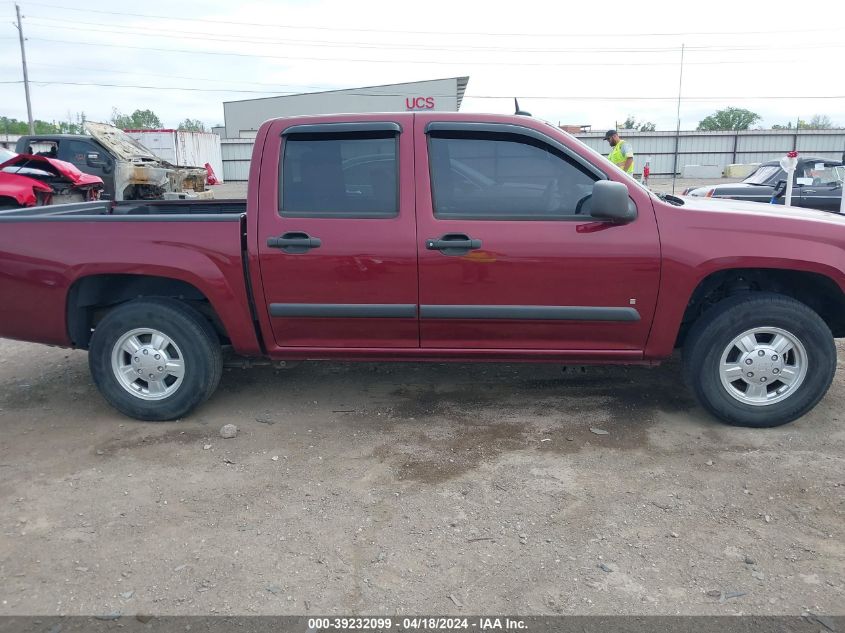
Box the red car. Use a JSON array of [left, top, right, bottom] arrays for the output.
[[1, 112, 844, 428], [0, 148, 103, 209]]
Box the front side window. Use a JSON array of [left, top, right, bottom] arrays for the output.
[[802, 163, 843, 186], [281, 133, 398, 218], [428, 132, 597, 220]]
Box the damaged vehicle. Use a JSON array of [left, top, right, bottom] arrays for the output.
[[0, 148, 103, 210], [14, 122, 210, 202]]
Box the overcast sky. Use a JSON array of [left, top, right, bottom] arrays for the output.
[[1, 0, 844, 131]]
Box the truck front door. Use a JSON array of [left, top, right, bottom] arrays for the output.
[[413, 116, 661, 356], [256, 117, 419, 349], [57, 139, 115, 200]]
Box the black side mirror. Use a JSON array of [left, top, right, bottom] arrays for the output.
[[590, 180, 636, 223], [772, 179, 787, 198]]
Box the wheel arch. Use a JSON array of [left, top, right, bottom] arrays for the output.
[[676, 267, 845, 347], [67, 273, 230, 349]]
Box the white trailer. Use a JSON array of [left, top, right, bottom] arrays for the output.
[[124, 129, 224, 183]]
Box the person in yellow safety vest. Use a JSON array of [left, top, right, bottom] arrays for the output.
[[604, 129, 634, 175]]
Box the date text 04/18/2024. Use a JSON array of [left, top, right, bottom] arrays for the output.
[[307, 617, 527, 630]]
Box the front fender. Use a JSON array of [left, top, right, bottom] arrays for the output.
[[645, 256, 845, 359]]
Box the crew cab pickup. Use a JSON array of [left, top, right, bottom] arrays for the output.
[[2, 112, 844, 428]]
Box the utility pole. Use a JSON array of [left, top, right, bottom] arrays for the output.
[[671, 43, 685, 194], [14, 3, 34, 134]]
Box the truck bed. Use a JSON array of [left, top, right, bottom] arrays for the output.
[[0, 199, 246, 218], [0, 200, 256, 352], [113, 199, 246, 215]]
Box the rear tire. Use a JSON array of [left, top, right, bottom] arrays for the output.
[[683, 293, 835, 427], [88, 298, 222, 421]]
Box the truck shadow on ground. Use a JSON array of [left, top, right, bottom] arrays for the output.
[[0, 351, 707, 485], [218, 357, 703, 484]]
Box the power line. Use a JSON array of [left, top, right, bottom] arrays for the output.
[[23, 62, 336, 91], [13, 66, 845, 101], [18, 79, 845, 101], [25, 36, 812, 67], [22, 16, 845, 54], [19, 1, 845, 38]]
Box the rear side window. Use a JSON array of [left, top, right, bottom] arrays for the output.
[[428, 132, 597, 220], [280, 132, 398, 218]]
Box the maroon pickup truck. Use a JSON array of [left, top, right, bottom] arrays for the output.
[[1, 112, 844, 427]]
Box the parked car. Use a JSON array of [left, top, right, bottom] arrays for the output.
[[0, 148, 103, 209], [15, 122, 209, 202], [2, 112, 845, 428], [684, 157, 844, 212]]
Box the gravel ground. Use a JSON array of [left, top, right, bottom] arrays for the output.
[[0, 338, 842, 616]]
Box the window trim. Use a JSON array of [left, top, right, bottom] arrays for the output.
[[425, 126, 605, 221], [282, 121, 402, 136], [278, 128, 401, 219], [425, 122, 608, 180]]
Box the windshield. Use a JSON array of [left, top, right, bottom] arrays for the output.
[[0, 148, 16, 164], [743, 165, 783, 185]]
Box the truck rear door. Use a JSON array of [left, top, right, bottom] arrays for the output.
[[255, 117, 419, 349], [413, 115, 661, 355]]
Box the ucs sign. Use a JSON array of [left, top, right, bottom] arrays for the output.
[[405, 97, 435, 110]]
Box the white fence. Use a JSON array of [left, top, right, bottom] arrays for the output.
[[221, 129, 845, 181], [576, 129, 845, 176]]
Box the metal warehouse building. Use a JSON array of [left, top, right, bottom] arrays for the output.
[[218, 77, 468, 179], [222, 76, 468, 139]]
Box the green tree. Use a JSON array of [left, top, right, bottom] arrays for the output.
[[53, 111, 87, 134], [0, 116, 64, 134], [621, 115, 656, 132], [697, 107, 761, 131], [178, 118, 207, 132], [110, 107, 162, 129], [0, 116, 30, 134], [1, 113, 84, 136], [799, 115, 833, 129]]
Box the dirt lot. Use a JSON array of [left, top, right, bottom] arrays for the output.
[[0, 336, 842, 617]]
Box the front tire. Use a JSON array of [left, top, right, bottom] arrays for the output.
[[89, 298, 223, 421], [683, 293, 836, 427]]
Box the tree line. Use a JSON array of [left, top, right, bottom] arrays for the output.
[[1, 107, 839, 136], [617, 109, 837, 132], [0, 109, 211, 135]]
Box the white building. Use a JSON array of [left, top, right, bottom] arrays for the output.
[[219, 77, 469, 180], [222, 76, 469, 140]]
